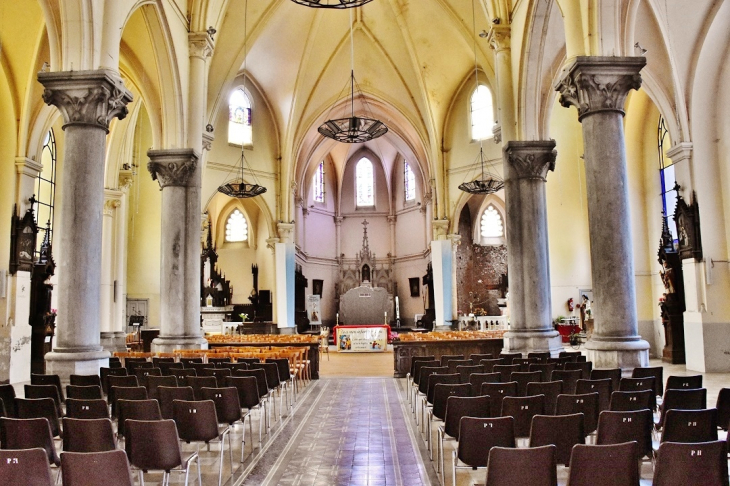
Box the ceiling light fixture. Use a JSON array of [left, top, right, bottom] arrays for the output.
[[217, 0, 266, 199], [459, 0, 504, 196], [290, 0, 374, 9], [317, 8, 387, 143]]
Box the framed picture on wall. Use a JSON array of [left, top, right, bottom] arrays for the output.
[[409, 278, 420, 297], [312, 279, 323, 297]]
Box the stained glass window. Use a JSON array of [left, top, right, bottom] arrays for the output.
[[404, 161, 415, 201], [471, 85, 494, 141], [313, 162, 325, 203], [34, 129, 57, 256], [356, 157, 374, 207], [228, 88, 252, 146], [658, 116, 678, 244], [225, 209, 248, 242], [480, 205, 503, 238]]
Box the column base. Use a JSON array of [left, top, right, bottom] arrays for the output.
[[584, 336, 650, 370], [502, 329, 564, 357], [151, 335, 208, 353], [44, 348, 111, 381], [100, 332, 128, 354], [278, 327, 296, 336]]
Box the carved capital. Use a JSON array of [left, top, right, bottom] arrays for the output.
[[555, 57, 646, 121], [202, 131, 214, 152], [118, 170, 134, 191], [266, 237, 279, 254], [503, 140, 557, 182], [147, 148, 199, 188], [387, 215, 397, 224], [103, 198, 121, 216], [277, 222, 295, 243], [492, 124, 502, 144], [666, 142, 693, 165], [487, 25, 511, 52], [432, 219, 450, 240], [15, 157, 43, 178], [38, 69, 133, 132], [189, 33, 214, 60], [447, 233, 461, 249]]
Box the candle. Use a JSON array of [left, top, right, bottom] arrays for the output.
[[336, 313, 339, 325], [385, 311, 388, 323]]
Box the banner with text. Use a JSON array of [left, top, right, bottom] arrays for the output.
[[336, 326, 388, 353]]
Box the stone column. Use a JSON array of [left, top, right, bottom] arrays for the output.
[[148, 149, 207, 351], [185, 33, 213, 348], [487, 25, 516, 143], [99, 190, 126, 352], [276, 223, 295, 333], [38, 70, 132, 377], [334, 216, 343, 258], [431, 238, 454, 329], [555, 57, 650, 368], [387, 215, 397, 257], [501, 141, 563, 356]]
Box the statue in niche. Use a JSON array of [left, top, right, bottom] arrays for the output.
[[362, 264, 371, 283], [660, 260, 676, 294]]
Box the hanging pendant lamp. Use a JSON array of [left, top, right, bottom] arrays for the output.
[[290, 0, 374, 9], [217, 0, 266, 199], [459, 0, 503, 196], [317, 9, 387, 143]]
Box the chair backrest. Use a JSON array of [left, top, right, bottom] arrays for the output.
[[653, 440, 729, 486], [0, 447, 54, 486], [62, 417, 116, 452], [527, 352, 551, 361], [716, 388, 730, 431], [470, 353, 494, 362], [187, 362, 213, 374], [590, 368, 622, 392], [202, 387, 242, 425], [107, 375, 140, 401], [30, 374, 64, 402], [108, 357, 122, 368], [125, 419, 184, 472], [485, 444, 557, 486], [23, 385, 62, 417], [501, 394, 545, 438], [426, 373, 460, 404], [469, 373, 501, 391], [152, 357, 175, 365], [134, 367, 162, 384], [567, 442, 640, 486], [179, 357, 204, 366], [100, 367, 128, 394], [443, 395, 491, 439], [528, 413, 585, 466], [456, 364, 484, 383], [127, 361, 153, 373], [481, 382, 518, 419], [170, 368, 197, 382], [619, 377, 657, 410], [199, 368, 233, 383], [564, 361, 592, 380], [222, 362, 249, 373], [61, 449, 134, 486], [609, 390, 653, 412], [525, 381, 563, 415], [234, 357, 261, 365], [558, 350, 581, 361], [412, 360, 439, 385], [555, 392, 599, 435], [528, 364, 557, 382], [146, 375, 178, 401], [666, 375, 703, 391], [225, 376, 262, 410], [439, 354, 465, 367], [15, 398, 61, 437], [659, 388, 707, 428], [158, 386, 195, 420], [65, 398, 110, 420], [446, 359, 474, 374], [661, 408, 718, 444], [499, 352, 522, 364], [208, 357, 231, 365], [172, 399, 220, 443], [417, 366, 448, 395], [575, 378, 612, 412], [158, 362, 185, 376], [480, 359, 505, 373], [409, 356, 435, 378], [184, 376, 219, 400], [0, 417, 59, 466], [513, 358, 538, 372], [109, 386, 148, 418], [631, 366, 663, 397], [233, 369, 269, 398], [550, 369, 582, 395], [117, 399, 162, 438], [0, 385, 17, 418], [457, 416, 515, 467], [494, 364, 521, 383], [66, 384, 103, 400], [432, 383, 471, 420], [69, 374, 102, 388], [510, 371, 543, 396], [596, 409, 653, 460], [267, 358, 292, 382]]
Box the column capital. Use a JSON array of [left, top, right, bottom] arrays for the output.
[[447, 233, 461, 248], [147, 148, 199, 188], [487, 25, 511, 52], [504, 140, 557, 181], [432, 219, 450, 240], [334, 216, 344, 225], [15, 157, 43, 178], [118, 170, 134, 191], [202, 131, 214, 151], [38, 69, 133, 132], [277, 222, 295, 243], [266, 237, 280, 254], [555, 56, 646, 121], [103, 191, 122, 216], [666, 142, 693, 164], [188, 32, 214, 60], [387, 215, 397, 224]]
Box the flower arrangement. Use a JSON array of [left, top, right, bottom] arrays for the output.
[[239, 313, 249, 322], [473, 307, 487, 317]]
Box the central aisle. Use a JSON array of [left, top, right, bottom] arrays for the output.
[[236, 376, 436, 486]]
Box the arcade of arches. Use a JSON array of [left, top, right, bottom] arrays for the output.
[[1, 1, 730, 383]]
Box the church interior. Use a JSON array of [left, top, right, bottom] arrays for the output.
[[0, 0, 730, 484]]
